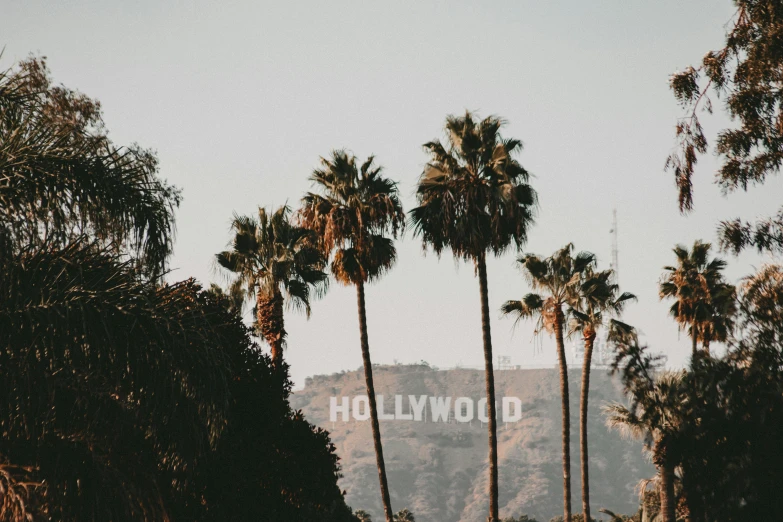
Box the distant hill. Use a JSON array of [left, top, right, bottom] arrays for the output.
[[291, 364, 652, 522]]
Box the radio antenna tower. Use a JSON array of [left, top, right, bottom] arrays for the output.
[[609, 208, 619, 283]]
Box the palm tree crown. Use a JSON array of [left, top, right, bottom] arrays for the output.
[[502, 244, 595, 330], [659, 240, 736, 355], [605, 329, 686, 522], [569, 268, 636, 338], [409, 111, 537, 260], [298, 150, 405, 284], [216, 205, 327, 364], [0, 57, 180, 279]]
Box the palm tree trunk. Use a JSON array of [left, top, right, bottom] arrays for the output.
[[691, 320, 698, 359], [356, 280, 394, 522], [554, 310, 572, 522], [477, 254, 499, 522], [579, 329, 596, 522], [659, 456, 677, 522], [257, 289, 285, 366]]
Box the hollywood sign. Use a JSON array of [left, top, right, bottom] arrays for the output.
[[330, 395, 523, 423]]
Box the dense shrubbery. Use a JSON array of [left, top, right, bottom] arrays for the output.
[[0, 57, 353, 522]]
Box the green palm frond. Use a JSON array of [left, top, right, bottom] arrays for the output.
[[659, 240, 737, 349]]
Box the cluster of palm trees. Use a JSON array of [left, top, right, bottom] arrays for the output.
[[217, 112, 635, 522]]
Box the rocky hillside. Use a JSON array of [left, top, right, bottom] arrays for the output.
[[291, 364, 652, 521]]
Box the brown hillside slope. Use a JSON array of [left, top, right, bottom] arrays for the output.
[[291, 365, 652, 521]]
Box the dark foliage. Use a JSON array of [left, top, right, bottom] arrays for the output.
[[671, 265, 783, 521], [0, 55, 353, 522], [216, 205, 328, 365], [667, 1, 783, 253], [170, 289, 355, 522], [0, 243, 231, 520], [0, 56, 180, 278]]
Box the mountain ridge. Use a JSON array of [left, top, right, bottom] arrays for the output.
[[292, 364, 652, 521]]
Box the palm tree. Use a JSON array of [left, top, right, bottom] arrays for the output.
[[410, 112, 537, 522], [393, 509, 416, 522], [569, 268, 635, 522], [501, 244, 595, 522], [299, 150, 404, 522], [605, 329, 686, 522], [659, 240, 736, 357], [216, 205, 328, 367]]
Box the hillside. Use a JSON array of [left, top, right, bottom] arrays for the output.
[[292, 364, 652, 521]]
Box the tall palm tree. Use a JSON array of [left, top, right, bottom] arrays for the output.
[[605, 329, 686, 522], [501, 244, 595, 522], [410, 112, 537, 522], [659, 240, 736, 357], [216, 205, 328, 367], [299, 150, 404, 522], [568, 268, 635, 522]]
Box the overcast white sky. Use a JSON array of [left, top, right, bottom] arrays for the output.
[[6, 0, 781, 387]]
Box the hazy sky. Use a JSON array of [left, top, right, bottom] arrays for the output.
[[6, 0, 780, 387]]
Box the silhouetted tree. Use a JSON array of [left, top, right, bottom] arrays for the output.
[[667, 1, 783, 254], [0, 56, 179, 278], [604, 327, 686, 522], [411, 112, 536, 522], [170, 289, 355, 522], [393, 508, 415, 522], [659, 240, 736, 357], [216, 205, 328, 366], [569, 268, 635, 522], [299, 151, 404, 522]]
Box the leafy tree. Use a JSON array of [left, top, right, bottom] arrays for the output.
[[604, 327, 686, 522], [659, 240, 736, 357], [0, 56, 179, 278], [411, 111, 537, 522], [0, 55, 195, 520], [216, 205, 328, 366], [299, 150, 405, 522], [667, 1, 783, 254], [569, 268, 635, 522], [0, 55, 353, 522]]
